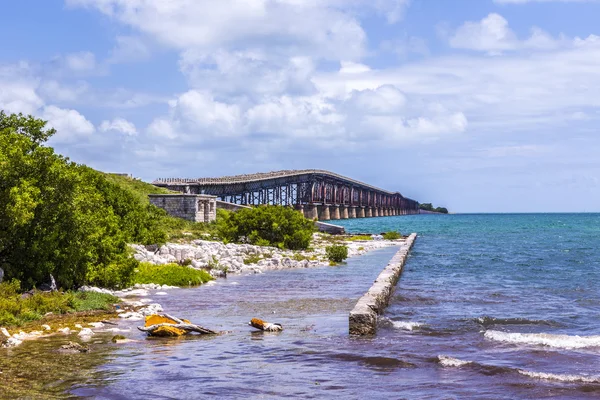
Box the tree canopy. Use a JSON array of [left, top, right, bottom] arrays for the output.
[[0, 111, 167, 289]]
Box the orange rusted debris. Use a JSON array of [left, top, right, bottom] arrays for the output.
[[138, 314, 217, 337], [249, 318, 283, 332]]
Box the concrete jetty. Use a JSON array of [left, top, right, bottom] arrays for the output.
[[349, 233, 417, 335]]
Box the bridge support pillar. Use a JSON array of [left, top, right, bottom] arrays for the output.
[[358, 207, 365, 218], [365, 207, 372, 218], [304, 204, 318, 220], [318, 205, 330, 221], [383, 208, 388, 217], [341, 206, 349, 219], [373, 208, 379, 217], [330, 205, 341, 220], [348, 207, 357, 219]]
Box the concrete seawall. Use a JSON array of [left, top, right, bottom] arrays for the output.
[[349, 233, 417, 335]]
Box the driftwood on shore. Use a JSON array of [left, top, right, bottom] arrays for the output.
[[138, 314, 217, 337]]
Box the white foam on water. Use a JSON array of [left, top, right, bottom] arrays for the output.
[[391, 320, 424, 331], [437, 355, 472, 367], [484, 330, 600, 349], [518, 369, 600, 384]]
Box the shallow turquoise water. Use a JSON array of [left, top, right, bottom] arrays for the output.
[[71, 214, 600, 399]]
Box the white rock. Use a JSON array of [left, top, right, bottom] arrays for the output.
[[88, 322, 104, 328], [155, 292, 168, 296], [78, 328, 94, 337], [118, 312, 144, 320], [138, 303, 163, 316], [41, 324, 51, 331], [75, 324, 83, 329], [58, 327, 71, 334], [3, 337, 22, 348], [1, 327, 10, 338]]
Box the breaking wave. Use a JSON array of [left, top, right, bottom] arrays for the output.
[[474, 316, 560, 328], [391, 320, 425, 331], [484, 330, 600, 349], [437, 355, 472, 367], [438, 356, 600, 383]]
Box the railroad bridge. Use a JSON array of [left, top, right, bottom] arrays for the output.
[[153, 169, 419, 221]]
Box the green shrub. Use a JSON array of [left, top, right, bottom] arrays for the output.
[[243, 254, 262, 265], [133, 262, 213, 286], [216, 205, 315, 250], [383, 231, 402, 240], [0, 279, 119, 327], [326, 245, 348, 263], [0, 111, 170, 290]]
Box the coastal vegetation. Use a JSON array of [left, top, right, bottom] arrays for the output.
[[382, 231, 402, 240], [134, 263, 213, 287], [419, 203, 449, 214], [0, 111, 220, 291], [216, 205, 315, 250], [0, 279, 118, 327], [326, 244, 349, 264]]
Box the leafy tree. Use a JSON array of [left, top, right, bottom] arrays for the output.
[[0, 111, 167, 290], [216, 205, 314, 250], [419, 203, 434, 211]]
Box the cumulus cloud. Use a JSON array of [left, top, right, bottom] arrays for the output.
[[66, 0, 369, 61], [99, 118, 137, 135], [43, 105, 95, 142], [449, 13, 570, 54]]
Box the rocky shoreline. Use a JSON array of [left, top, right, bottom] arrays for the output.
[[131, 233, 405, 276], [2, 234, 406, 348]]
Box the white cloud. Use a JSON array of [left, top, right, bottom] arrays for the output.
[[179, 50, 316, 97], [39, 80, 89, 103], [43, 105, 95, 142], [67, 0, 369, 61], [99, 118, 137, 135], [0, 63, 44, 115], [64, 51, 96, 72], [339, 61, 372, 74], [449, 13, 570, 54]]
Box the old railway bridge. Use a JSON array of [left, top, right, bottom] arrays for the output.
[[153, 169, 419, 221]]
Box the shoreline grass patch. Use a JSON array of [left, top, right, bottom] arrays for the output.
[[382, 231, 402, 240], [134, 262, 213, 287], [0, 280, 118, 328]]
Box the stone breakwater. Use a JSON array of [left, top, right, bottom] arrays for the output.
[[349, 233, 417, 335], [131, 234, 406, 277]]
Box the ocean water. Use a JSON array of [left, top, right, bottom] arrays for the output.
[[64, 214, 600, 399]]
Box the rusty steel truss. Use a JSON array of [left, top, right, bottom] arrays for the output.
[[153, 169, 419, 220]]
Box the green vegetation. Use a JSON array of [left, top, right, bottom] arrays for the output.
[[325, 244, 349, 264], [133, 262, 213, 287], [0, 279, 118, 327], [243, 254, 263, 265], [291, 253, 318, 262], [216, 206, 315, 250], [347, 235, 373, 241], [383, 231, 402, 240], [419, 203, 449, 214], [0, 111, 171, 290]]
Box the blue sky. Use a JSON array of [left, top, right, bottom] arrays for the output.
[[2, 0, 600, 212]]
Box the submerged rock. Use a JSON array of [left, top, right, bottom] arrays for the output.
[[59, 341, 88, 353]]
